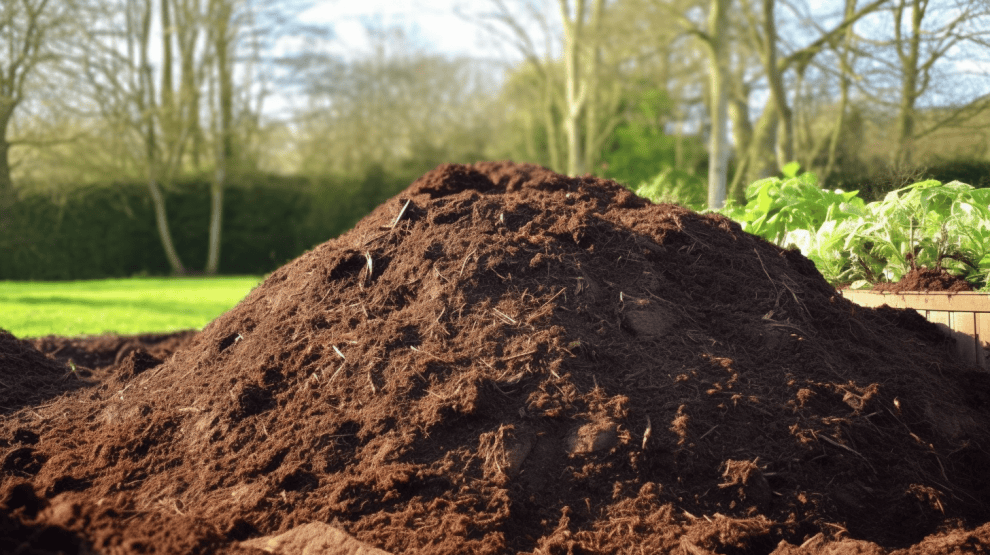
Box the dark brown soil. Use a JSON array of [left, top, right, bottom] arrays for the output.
[[0, 330, 89, 416], [873, 267, 973, 292], [2, 161, 990, 554], [28, 331, 198, 375]]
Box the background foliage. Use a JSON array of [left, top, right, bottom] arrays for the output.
[[0, 171, 413, 280], [2, 0, 990, 280]]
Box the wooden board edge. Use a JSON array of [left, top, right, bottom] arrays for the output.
[[841, 290, 990, 313]]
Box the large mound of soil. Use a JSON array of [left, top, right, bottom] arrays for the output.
[[2, 161, 990, 554]]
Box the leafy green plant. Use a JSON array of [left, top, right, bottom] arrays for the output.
[[720, 164, 866, 247], [719, 164, 990, 290], [840, 180, 990, 288]]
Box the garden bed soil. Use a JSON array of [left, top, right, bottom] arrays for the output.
[[872, 266, 973, 293], [2, 161, 990, 554]]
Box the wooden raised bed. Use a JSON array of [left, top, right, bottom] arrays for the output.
[[841, 290, 990, 370]]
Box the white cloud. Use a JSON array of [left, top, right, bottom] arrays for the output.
[[954, 59, 990, 75]]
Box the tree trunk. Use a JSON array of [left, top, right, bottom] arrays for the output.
[[0, 102, 15, 215], [543, 76, 562, 173], [823, 0, 857, 185], [708, 74, 729, 209], [145, 103, 186, 275], [737, 102, 779, 187], [206, 0, 234, 275], [583, 47, 600, 175], [706, 0, 731, 209], [822, 81, 850, 184], [560, 0, 587, 176], [727, 105, 752, 203], [727, 72, 753, 203], [207, 167, 224, 275], [178, 0, 203, 171], [161, 0, 176, 151], [894, 0, 923, 168], [139, 0, 186, 275], [760, 0, 793, 170], [148, 176, 186, 275]]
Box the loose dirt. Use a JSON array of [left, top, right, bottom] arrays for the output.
[[2, 161, 989, 554], [873, 267, 974, 293]]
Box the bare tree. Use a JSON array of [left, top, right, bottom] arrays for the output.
[[203, 0, 313, 273], [472, 0, 631, 177], [205, 0, 234, 275], [882, 0, 990, 166], [666, 0, 733, 208], [471, 0, 566, 172], [71, 0, 300, 274], [737, 0, 888, 177], [77, 0, 202, 274], [822, 0, 858, 184], [289, 26, 495, 178], [0, 0, 73, 210], [558, 0, 605, 176]]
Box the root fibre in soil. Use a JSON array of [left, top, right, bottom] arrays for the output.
[[2, 161, 990, 554]]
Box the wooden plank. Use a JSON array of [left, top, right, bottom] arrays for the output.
[[950, 311, 978, 368], [979, 313, 990, 369], [841, 290, 990, 371], [928, 311, 951, 337], [841, 290, 990, 313]]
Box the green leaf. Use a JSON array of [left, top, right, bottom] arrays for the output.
[[781, 161, 801, 179]]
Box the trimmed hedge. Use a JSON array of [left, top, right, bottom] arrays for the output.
[[0, 170, 412, 280]]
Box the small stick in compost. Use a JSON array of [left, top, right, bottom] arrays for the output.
[[387, 199, 411, 228], [642, 416, 652, 450]]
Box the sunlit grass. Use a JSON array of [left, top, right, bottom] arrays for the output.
[[0, 276, 262, 338]]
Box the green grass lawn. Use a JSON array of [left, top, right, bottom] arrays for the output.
[[0, 276, 262, 338]]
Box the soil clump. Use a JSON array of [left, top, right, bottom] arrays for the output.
[[0, 330, 82, 415], [873, 267, 973, 292], [2, 161, 990, 554]]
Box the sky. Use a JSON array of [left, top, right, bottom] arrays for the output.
[[297, 0, 519, 61], [276, 0, 990, 117]]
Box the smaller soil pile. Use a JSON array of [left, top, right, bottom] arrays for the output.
[[29, 332, 197, 372], [873, 266, 973, 292], [0, 330, 78, 415], [2, 162, 990, 554]]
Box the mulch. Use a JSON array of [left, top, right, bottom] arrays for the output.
[[873, 267, 973, 293], [2, 161, 989, 554]]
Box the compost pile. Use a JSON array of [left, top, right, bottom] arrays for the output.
[[2, 161, 990, 555]]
